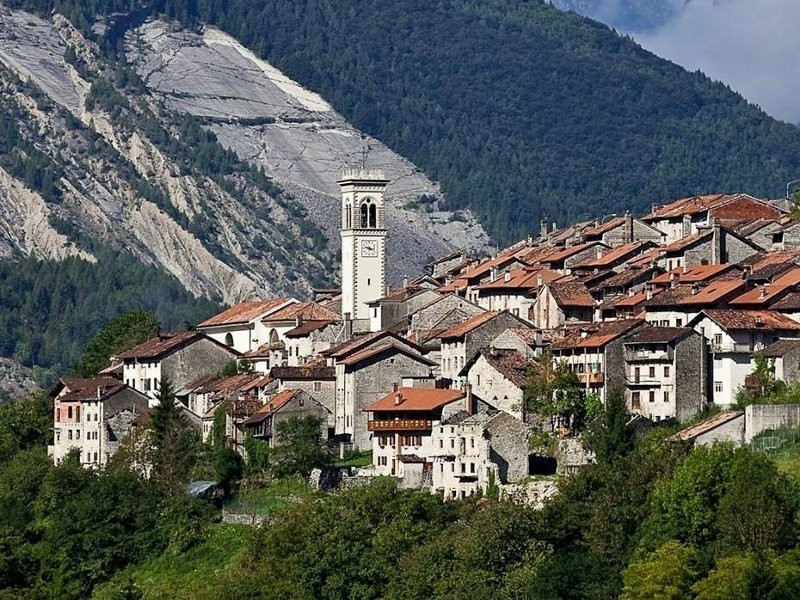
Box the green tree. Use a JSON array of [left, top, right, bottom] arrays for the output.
[[525, 354, 584, 431], [735, 354, 785, 409], [0, 390, 53, 460], [587, 389, 634, 466], [620, 540, 699, 600], [693, 553, 773, 600], [271, 415, 331, 478], [75, 310, 159, 376], [149, 378, 199, 495]]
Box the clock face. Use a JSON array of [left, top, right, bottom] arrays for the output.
[[361, 240, 378, 257]]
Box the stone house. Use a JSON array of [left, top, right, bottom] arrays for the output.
[[657, 220, 761, 271], [367, 285, 441, 332], [327, 333, 437, 450], [116, 331, 239, 406], [580, 212, 664, 246], [666, 411, 745, 447], [427, 250, 472, 282], [407, 294, 485, 344], [622, 327, 707, 422], [431, 410, 532, 500], [244, 389, 330, 447], [549, 319, 645, 402], [530, 281, 595, 330], [643, 278, 747, 329], [688, 309, 800, 407], [438, 310, 533, 385], [459, 348, 537, 420], [472, 267, 562, 321], [539, 242, 609, 274], [490, 327, 542, 359], [259, 302, 342, 366], [197, 298, 296, 353], [571, 241, 656, 277], [365, 386, 467, 482], [757, 339, 800, 383], [49, 377, 149, 468], [728, 267, 800, 311], [282, 319, 344, 366]]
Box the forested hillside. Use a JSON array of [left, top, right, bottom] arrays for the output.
[[153, 0, 800, 242]]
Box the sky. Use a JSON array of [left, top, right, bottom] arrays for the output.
[[634, 0, 800, 124]]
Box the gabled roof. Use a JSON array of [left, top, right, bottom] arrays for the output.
[[550, 319, 643, 350], [115, 331, 238, 361], [461, 348, 536, 388], [757, 338, 800, 358], [339, 342, 437, 368], [284, 320, 339, 338], [572, 241, 654, 270], [365, 387, 465, 412], [545, 282, 595, 308], [262, 301, 341, 323], [198, 298, 293, 327], [437, 311, 500, 340], [580, 216, 625, 238], [270, 366, 335, 380], [245, 389, 302, 425], [541, 242, 605, 265], [666, 411, 744, 442], [644, 279, 746, 308], [650, 264, 735, 285], [615, 290, 648, 309], [595, 265, 659, 290], [729, 268, 800, 306], [662, 231, 711, 253], [643, 194, 767, 222], [54, 377, 128, 402], [694, 309, 800, 332], [473, 267, 562, 292], [324, 330, 420, 360]]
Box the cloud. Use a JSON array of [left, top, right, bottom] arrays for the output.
[[634, 0, 800, 124]]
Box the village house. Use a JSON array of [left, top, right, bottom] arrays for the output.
[[642, 277, 748, 328], [367, 284, 441, 332], [259, 301, 342, 365], [438, 310, 532, 385], [622, 327, 707, 422], [244, 389, 331, 447], [431, 410, 532, 500], [472, 267, 562, 320], [656, 219, 761, 271], [459, 348, 537, 420], [539, 242, 609, 274], [579, 212, 664, 246], [549, 319, 645, 402], [197, 298, 297, 353], [490, 327, 542, 359], [116, 331, 239, 406], [530, 281, 595, 330], [427, 250, 473, 282], [571, 241, 656, 277], [49, 377, 149, 468], [365, 385, 467, 484], [688, 309, 800, 406], [202, 396, 263, 454], [757, 339, 800, 383]]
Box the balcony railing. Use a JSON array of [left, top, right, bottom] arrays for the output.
[[625, 350, 672, 362], [368, 419, 433, 432], [579, 372, 605, 385], [711, 343, 753, 354]]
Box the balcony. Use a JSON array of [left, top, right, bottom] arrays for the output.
[[368, 419, 433, 432], [711, 343, 753, 354], [625, 349, 672, 362], [579, 372, 605, 385], [626, 378, 663, 387]]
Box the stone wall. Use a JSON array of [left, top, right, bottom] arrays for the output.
[[464, 312, 530, 365], [674, 332, 707, 421], [486, 412, 531, 483], [745, 404, 800, 443], [695, 414, 745, 446], [163, 338, 237, 391]]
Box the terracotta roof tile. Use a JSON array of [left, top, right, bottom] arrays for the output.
[[650, 264, 735, 285], [551, 319, 643, 350], [339, 342, 437, 368], [469, 348, 536, 388], [245, 390, 300, 424], [699, 309, 800, 332], [116, 331, 235, 361], [581, 216, 626, 238], [730, 268, 800, 306], [263, 301, 341, 322], [615, 290, 648, 308], [284, 320, 339, 338], [662, 231, 711, 253], [198, 298, 292, 327], [666, 411, 744, 442], [546, 282, 595, 308], [438, 311, 500, 340], [365, 387, 465, 412], [474, 267, 562, 291], [623, 327, 691, 344], [757, 339, 800, 358], [541, 242, 604, 264], [573, 241, 653, 269], [56, 377, 127, 402], [644, 194, 757, 221], [270, 366, 335, 380]]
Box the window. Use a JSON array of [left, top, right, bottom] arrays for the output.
[[68, 430, 73, 440], [314, 382, 322, 392], [144, 379, 151, 391], [345, 204, 352, 228], [76, 430, 81, 439], [632, 391, 641, 409], [461, 463, 465, 473], [439, 439, 443, 448], [360, 202, 369, 227], [649, 366, 655, 378], [67, 406, 73, 419], [663, 391, 670, 403], [93, 452, 98, 462], [470, 438, 474, 448], [664, 366, 670, 377], [649, 391, 655, 403], [369, 203, 377, 228], [476, 374, 481, 386], [378, 456, 387, 466], [715, 381, 723, 392], [87, 412, 91, 422], [714, 333, 723, 346], [298, 397, 304, 406], [675, 319, 683, 327], [450, 439, 455, 449], [224, 332, 234, 346]]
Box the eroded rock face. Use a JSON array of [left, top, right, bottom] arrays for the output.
[[0, 8, 488, 307], [126, 20, 490, 282], [0, 358, 38, 401]]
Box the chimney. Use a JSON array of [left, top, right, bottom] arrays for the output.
[[464, 384, 474, 415], [683, 263, 688, 274], [669, 271, 678, 288], [490, 266, 499, 281], [540, 217, 549, 239], [295, 315, 302, 327], [402, 275, 408, 288], [552, 221, 557, 233], [625, 211, 634, 242], [756, 315, 764, 326], [504, 271, 512, 282], [536, 273, 543, 287], [596, 247, 603, 259], [711, 217, 722, 264], [392, 382, 399, 393], [534, 329, 543, 349], [692, 282, 700, 295], [682, 214, 691, 237], [646, 287, 653, 300], [343, 312, 353, 340], [759, 286, 767, 299], [97, 385, 104, 399], [394, 389, 403, 405]]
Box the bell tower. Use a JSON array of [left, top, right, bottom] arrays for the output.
[[338, 168, 389, 321]]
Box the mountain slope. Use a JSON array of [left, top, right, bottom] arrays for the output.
[[158, 0, 800, 243], [550, 0, 681, 31]]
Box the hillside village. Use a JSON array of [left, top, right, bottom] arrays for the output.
[[48, 169, 800, 498]]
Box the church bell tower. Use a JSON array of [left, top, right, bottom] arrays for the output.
[[338, 168, 389, 321]]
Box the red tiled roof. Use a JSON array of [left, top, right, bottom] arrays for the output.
[[474, 267, 562, 291], [699, 309, 800, 332], [245, 390, 300, 424], [615, 290, 648, 308], [438, 311, 499, 340], [116, 331, 235, 360], [541, 242, 604, 264], [199, 298, 292, 327], [573, 241, 652, 269], [270, 366, 335, 380], [284, 320, 338, 338], [469, 348, 537, 388], [581, 216, 625, 238], [546, 282, 595, 308], [643, 194, 757, 221], [730, 268, 800, 306], [650, 264, 735, 285], [365, 387, 465, 412], [56, 377, 126, 402], [662, 231, 711, 253], [263, 301, 341, 323], [325, 331, 392, 359], [679, 279, 746, 306]]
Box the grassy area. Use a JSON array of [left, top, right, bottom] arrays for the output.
[[333, 450, 373, 469], [752, 427, 800, 483], [225, 475, 314, 516], [93, 523, 250, 600]]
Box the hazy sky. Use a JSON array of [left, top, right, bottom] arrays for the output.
[[635, 0, 800, 124]]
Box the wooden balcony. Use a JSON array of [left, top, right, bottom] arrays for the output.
[[368, 419, 433, 432], [579, 372, 605, 385]]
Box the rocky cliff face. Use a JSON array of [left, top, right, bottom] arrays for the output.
[[0, 7, 488, 305]]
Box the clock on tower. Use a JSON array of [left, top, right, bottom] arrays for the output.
[[338, 168, 389, 322]]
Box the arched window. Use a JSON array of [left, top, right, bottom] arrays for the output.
[[369, 203, 377, 228], [345, 204, 352, 228], [224, 332, 234, 347], [269, 329, 279, 345], [360, 202, 369, 228]]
